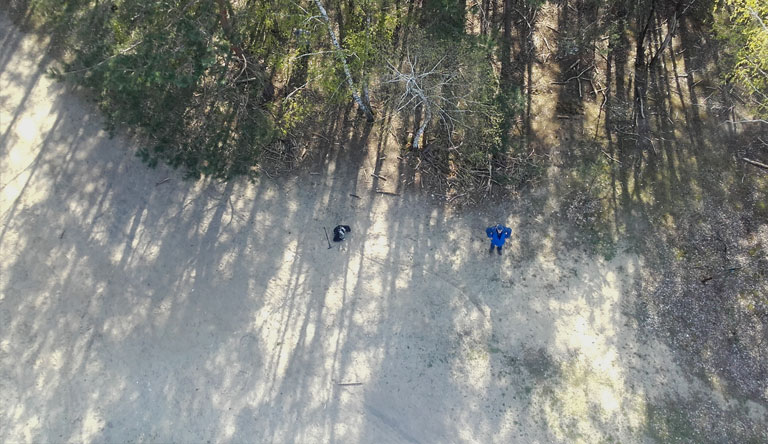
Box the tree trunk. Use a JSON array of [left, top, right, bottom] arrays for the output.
[[312, 0, 375, 122], [215, 0, 245, 60]]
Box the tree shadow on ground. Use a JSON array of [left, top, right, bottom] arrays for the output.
[[552, 1, 768, 423]]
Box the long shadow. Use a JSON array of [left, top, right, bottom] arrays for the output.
[[598, 3, 768, 415]]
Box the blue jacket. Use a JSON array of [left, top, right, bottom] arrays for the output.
[[486, 226, 512, 247]]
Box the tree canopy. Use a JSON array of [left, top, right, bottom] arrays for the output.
[[7, 0, 767, 183], [715, 0, 768, 117]]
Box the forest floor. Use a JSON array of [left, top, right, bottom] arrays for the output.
[[2, 7, 768, 444]]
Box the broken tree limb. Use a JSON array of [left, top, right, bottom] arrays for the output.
[[726, 119, 768, 125], [602, 150, 622, 164], [743, 157, 768, 170], [486, 154, 492, 192], [649, 12, 677, 68], [311, 0, 374, 122]]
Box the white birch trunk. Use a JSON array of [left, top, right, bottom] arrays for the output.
[[412, 88, 431, 150], [312, 0, 374, 121]]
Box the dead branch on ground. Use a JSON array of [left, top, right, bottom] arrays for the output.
[[743, 157, 768, 170]]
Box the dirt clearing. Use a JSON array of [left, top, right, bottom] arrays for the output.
[[1, 12, 766, 443]]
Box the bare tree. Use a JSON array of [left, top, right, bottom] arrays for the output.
[[386, 53, 471, 150]]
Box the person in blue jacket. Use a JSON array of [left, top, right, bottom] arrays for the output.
[[486, 223, 512, 255]]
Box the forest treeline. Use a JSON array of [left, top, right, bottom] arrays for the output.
[[4, 0, 767, 184]]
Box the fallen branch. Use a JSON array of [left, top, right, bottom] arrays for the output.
[[594, 85, 608, 139], [349, 193, 361, 199], [371, 173, 388, 181], [375, 189, 399, 196], [487, 154, 492, 192], [235, 77, 262, 84], [701, 267, 741, 284], [602, 150, 622, 164], [743, 157, 768, 170], [542, 36, 552, 51], [64, 40, 144, 74], [726, 119, 768, 125], [282, 81, 308, 101]]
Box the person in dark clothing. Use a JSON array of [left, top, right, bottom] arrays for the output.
[[333, 225, 351, 242], [486, 224, 511, 255]]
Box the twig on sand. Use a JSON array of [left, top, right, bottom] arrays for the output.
[[371, 173, 388, 181], [349, 193, 361, 199], [375, 189, 399, 196], [155, 178, 170, 186]]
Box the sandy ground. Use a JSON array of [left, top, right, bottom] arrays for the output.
[[1, 13, 766, 443]]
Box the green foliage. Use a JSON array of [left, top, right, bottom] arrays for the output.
[[420, 0, 467, 39], [236, 0, 305, 68], [343, 6, 396, 79], [29, 0, 280, 179], [12, 0, 539, 189], [714, 0, 768, 116]]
